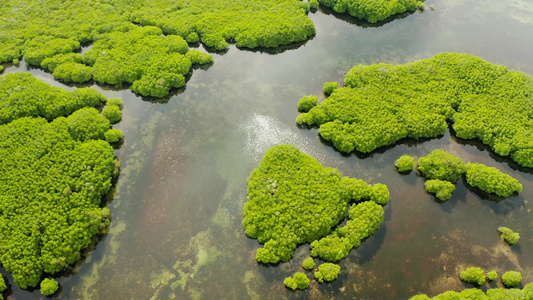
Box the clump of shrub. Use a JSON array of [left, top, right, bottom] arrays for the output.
[[40, 278, 59, 296], [417, 2, 426, 10], [314, 263, 341, 283], [502, 271, 522, 287], [323, 82, 338, 95], [105, 129, 124, 143], [297, 95, 318, 112], [41, 53, 82, 72], [460, 267, 486, 286], [396, 155, 415, 172], [417, 150, 465, 182], [424, 179, 455, 201], [284, 272, 310, 290], [106, 97, 124, 109], [318, 0, 419, 23], [487, 271, 498, 281], [243, 145, 388, 264], [498, 227, 520, 245], [102, 105, 122, 124], [302, 257, 315, 270], [464, 163, 522, 197], [0, 276, 7, 297]]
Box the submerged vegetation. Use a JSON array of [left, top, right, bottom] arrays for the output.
[[0, 73, 119, 291], [498, 227, 520, 245], [244, 144, 388, 283], [296, 53, 533, 168]]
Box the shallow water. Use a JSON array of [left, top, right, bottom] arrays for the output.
[[2, 0, 533, 299]]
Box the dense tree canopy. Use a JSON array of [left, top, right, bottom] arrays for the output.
[[0, 74, 120, 292], [498, 227, 520, 245], [411, 282, 533, 299], [460, 267, 486, 286], [395, 155, 415, 172], [283, 272, 310, 290], [0, 0, 315, 66], [417, 150, 465, 183], [424, 180, 455, 201], [0, 72, 107, 124], [297, 53, 533, 168], [317, 0, 421, 23], [243, 145, 389, 264], [502, 271, 522, 288], [314, 263, 341, 283], [464, 163, 523, 197]]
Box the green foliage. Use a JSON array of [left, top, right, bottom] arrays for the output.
[[102, 105, 122, 124], [186, 32, 200, 43], [418, 2, 426, 10], [487, 271, 498, 281], [41, 53, 83, 72], [396, 155, 415, 172], [186, 50, 215, 65], [40, 278, 59, 296], [243, 145, 388, 264], [460, 267, 486, 286], [131, 0, 316, 50], [412, 285, 533, 299], [302, 257, 316, 270], [486, 288, 524, 300], [23, 36, 80, 66], [323, 82, 338, 95], [0, 72, 106, 124], [417, 150, 465, 182], [284, 272, 310, 290], [318, 0, 419, 23], [0, 276, 6, 292], [464, 163, 522, 197], [297, 95, 318, 112], [314, 263, 341, 283], [106, 98, 124, 110], [67, 108, 111, 141], [502, 271, 522, 288], [105, 129, 124, 143], [424, 179, 455, 201], [296, 53, 533, 167], [310, 201, 384, 261], [498, 227, 520, 245], [310, 0, 320, 9], [0, 112, 116, 288], [53, 62, 93, 83]]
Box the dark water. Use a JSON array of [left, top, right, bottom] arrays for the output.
[[2, 0, 533, 299]]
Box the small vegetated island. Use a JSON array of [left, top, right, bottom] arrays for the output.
[[244, 144, 389, 285], [0, 72, 121, 293], [414, 149, 522, 201], [318, 0, 426, 23], [296, 53, 533, 168]]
